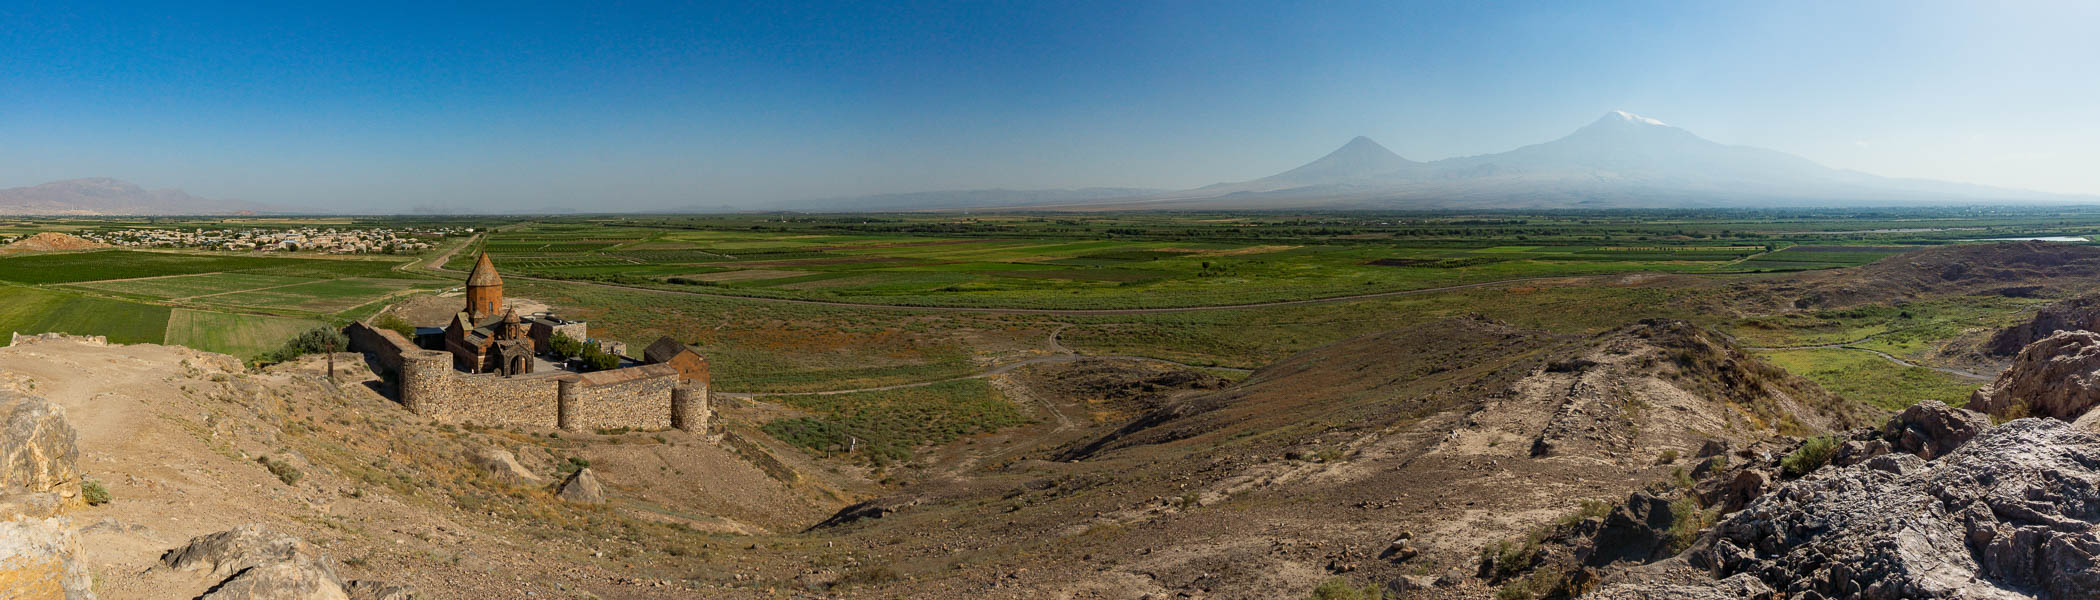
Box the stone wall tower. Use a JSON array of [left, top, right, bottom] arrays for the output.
[[464, 251, 504, 320], [399, 350, 453, 416]]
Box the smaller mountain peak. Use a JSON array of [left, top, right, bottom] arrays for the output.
[[1604, 110, 1668, 126]]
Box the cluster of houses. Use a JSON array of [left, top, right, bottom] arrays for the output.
[[54, 227, 462, 254]]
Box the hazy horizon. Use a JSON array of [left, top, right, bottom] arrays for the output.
[[6, 1, 2099, 212]]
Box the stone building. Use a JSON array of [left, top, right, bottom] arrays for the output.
[[643, 336, 711, 384], [346, 253, 714, 433]]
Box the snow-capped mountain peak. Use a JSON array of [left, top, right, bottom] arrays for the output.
[[1608, 110, 1667, 126]]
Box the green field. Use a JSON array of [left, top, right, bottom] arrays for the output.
[[0, 249, 412, 284], [454, 225, 1791, 309], [1726, 296, 2049, 356], [0, 247, 445, 357], [1757, 348, 1977, 411], [164, 309, 326, 359], [0, 286, 170, 345]]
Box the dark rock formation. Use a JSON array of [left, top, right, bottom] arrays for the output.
[[1649, 419, 2100, 599], [1582, 493, 1680, 567], [1884, 400, 1991, 459], [1987, 293, 2100, 356], [808, 496, 919, 530], [1972, 330, 2100, 421]]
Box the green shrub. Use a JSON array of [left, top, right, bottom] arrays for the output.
[[258, 456, 303, 485], [549, 333, 585, 358], [1554, 499, 1614, 528], [81, 479, 111, 506], [256, 327, 349, 365], [551, 333, 622, 371], [1781, 436, 1839, 477], [1309, 577, 1383, 600], [1667, 493, 1718, 552], [1494, 564, 1578, 600], [373, 313, 415, 338], [556, 456, 590, 476], [1656, 448, 1680, 464], [834, 564, 899, 588], [1994, 399, 2031, 425]]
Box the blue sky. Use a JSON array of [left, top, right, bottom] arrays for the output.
[[3, 1, 2097, 211]]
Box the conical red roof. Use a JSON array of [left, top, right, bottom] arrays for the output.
[[466, 252, 503, 286]]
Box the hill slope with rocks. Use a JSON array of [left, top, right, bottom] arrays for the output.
[[775, 316, 1869, 598], [0, 232, 112, 254], [0, 335, 849, 599]]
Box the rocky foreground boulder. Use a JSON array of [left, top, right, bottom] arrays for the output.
[[159, 523, 414, 600], [1971, 329, 2100, 421], [1603, 419, 2100, 599], [1, 392, 82, 498], [0, 393, 93, 599]]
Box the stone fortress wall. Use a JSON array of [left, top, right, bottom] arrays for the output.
[[346, 321, 707, 432]]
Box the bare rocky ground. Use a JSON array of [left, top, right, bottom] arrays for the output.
[[778, 317, 1871, 599]]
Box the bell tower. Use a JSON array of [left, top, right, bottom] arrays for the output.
[[464, 252, 504, 320]]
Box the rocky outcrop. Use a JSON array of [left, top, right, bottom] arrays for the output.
[[161, 524, 338, 581], [465, 447, 541, 486], [1587, 573, 1775, 600], [557, 468, 605, 504], [1583, 493, 1680, 567], [198, 561, 350, 600], [158, 524, 411, 600], [0, 515, 94, 599], [1639, 419, 2100, 599], [1, 394, 82, 498], [808, 496, 919, 530], [0, 393, 93, 600], [1987, 293, 2100, 356], [1884, 400, 1990, 459], [1971, 330, 2100, 420]]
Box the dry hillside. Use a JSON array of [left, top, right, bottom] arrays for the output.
[[0, 232, 112, 254]]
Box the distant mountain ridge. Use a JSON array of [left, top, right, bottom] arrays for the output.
[[0, 178, 271, 215], [798, 187, 1166, 211], [830, 111, 2089, 211]]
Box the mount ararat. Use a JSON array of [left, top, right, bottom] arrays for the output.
[[818, 111, 2086, 211]]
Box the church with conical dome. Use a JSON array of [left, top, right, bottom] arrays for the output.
[[443, 252, 588, 375]]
